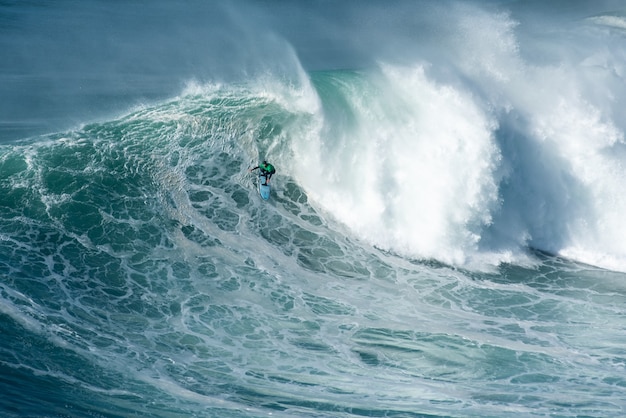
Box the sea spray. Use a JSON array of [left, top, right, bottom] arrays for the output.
[[286, 6, 626, 271], [292, 67, 501, 268]]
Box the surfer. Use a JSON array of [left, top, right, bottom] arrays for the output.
[[249, 160, 276, 183]]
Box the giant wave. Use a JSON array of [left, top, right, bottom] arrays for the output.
[[1, 1, 626, 417]]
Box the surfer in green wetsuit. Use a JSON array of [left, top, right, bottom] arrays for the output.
[[249, 160, 276, 183]]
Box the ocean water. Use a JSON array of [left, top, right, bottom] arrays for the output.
[[1, 1, 626, 417]]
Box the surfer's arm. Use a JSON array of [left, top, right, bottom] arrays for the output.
[[248, 166, 259, 172]]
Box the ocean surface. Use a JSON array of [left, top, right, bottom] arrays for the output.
[[2, 1, 626, 417]]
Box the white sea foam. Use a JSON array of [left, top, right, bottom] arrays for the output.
[[287, 6, 626, 272]]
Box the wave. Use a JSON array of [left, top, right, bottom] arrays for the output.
[[3, 66, 626, 274], [3, 2, 626, 273]]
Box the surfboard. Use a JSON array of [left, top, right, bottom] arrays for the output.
[[259, 175, 271, 200]]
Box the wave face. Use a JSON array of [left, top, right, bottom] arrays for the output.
[[1, 1, 626, 417]]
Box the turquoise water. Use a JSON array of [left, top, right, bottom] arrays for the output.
[[2, 1, 626, 417]]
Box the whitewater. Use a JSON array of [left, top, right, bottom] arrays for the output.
[[1, 1, 626, 417]]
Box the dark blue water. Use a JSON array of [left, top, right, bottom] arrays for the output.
[[2, 1, 626, 417]]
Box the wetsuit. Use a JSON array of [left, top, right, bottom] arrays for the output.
[[250, 162, 276, 183]]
